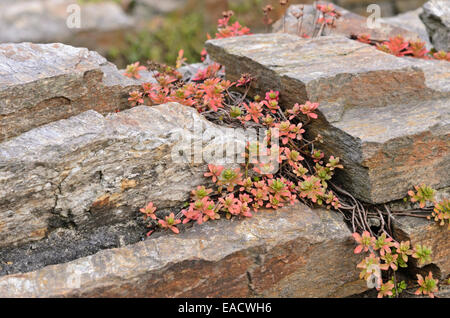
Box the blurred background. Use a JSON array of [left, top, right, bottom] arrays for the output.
[[0, 0, 428, 68]]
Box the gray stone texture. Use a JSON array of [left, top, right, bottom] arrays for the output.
[[0, 103, 239, 249], [0, 204, 367, 298], [0, 42, 152, 141], [420, 0, 450, 51]]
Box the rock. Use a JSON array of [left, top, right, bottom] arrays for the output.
[[177, 62, 207, 81], [205, 33, 450, 203], [381, 8, 432, 48], [395, 0, 429, 13], [0, 221, 146, 277], [0, 42, 153, 141], [335, 0, 396, 17], [272, 3, 425, 42], [392, 215, 449, 279], [332, 0, 429, 17], [0, 103, 241, 249], [420, 0, 450, 52], [387, 187, 450, 212], [403, 57, 450, 93], [436, 285, 450, 297], [133, 0, 187, 17], [117, 68, 157, 84], [0, 0, 134, 56], [0, 204, 367, 298]]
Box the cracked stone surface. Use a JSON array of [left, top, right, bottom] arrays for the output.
[[0, 220, 146, 277], [206, 33, 450, 203], [0, 42, 153, 141], [0, 203, 367, 298], [420, 0, 450, 52], [0, 103, 242, 249], [272, 3, 426, 42]]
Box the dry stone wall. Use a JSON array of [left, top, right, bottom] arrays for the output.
[[0, 5, 448, 296]]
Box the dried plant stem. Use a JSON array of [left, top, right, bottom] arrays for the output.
[[317, 22, 326, 37], [297, 17, 304, 36]]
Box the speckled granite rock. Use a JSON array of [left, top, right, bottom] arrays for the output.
[[0, 204, 367, 298], [206, 33, 450, 203], [272, 3, 425, 42], [0, 103, 240, 249], [420, 0, 450, 52], [0, 42, 153, 141]]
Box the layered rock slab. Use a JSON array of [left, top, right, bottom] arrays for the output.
[[0, 204, 367, 298], [206, 33, 450, 203], [0, 42, 154, 141], [0, 103, 238, 249]]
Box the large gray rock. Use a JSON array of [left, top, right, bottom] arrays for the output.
[[0, 0, 134, 55], [0, 42, 153, 141], [420, 0, 450, 51], [0, 103, 239, 249], [206, 33, 450, 204], [0, 204, 367, 298]]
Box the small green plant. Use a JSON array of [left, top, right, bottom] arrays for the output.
[[389, 278, 406, 298], [158, 213, 181, 234], [433, 51, 450, 61], [123, 62, 146, 79], [412, 244, 432, 265], [377, 280, 395, 298], [429, 199, 450, 228], [352, 230, 437, 298], [408, 184, 435, 208], [350, 182, 447, 298], [415, 272, 439, 298]]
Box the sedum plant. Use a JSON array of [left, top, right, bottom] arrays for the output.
[[408, 184, 435, 208], [352, 230, 438, 298], [356, 35, 450, 62]]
